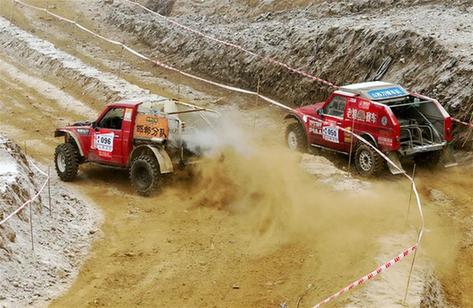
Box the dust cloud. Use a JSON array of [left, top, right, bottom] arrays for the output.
[[169, 113, 420, 278]]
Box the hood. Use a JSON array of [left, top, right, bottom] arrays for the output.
[[296, 102, 324, 117]]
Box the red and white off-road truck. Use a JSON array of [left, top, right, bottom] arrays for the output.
[[54, 98, 217, 195], [285, 81, 454, 176]]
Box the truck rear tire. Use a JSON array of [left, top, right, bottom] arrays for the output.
[[55, 143, 80, 181], [414, 151, 441, 168], [286, 123, 307, 152], [354, 143, 384, 177], [130, 155, 161, 196]]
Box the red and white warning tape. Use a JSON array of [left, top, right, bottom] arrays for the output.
[[313, 245, 417, 307], [0, 161, 49, 226], [9, 2, 424, 306], [122, 0, 339, 89]]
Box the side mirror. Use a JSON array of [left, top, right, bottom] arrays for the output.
[[317, 109, 324, 117]]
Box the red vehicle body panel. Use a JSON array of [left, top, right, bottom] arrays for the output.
[[292, 89, 452, 155], [57, 102, 141, 167]]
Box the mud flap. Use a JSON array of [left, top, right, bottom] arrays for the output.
[[386, 152, 405, 175], [442, 144, 458, 168]]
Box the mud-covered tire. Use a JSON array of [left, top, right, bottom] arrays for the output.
[[354, 143, 384, 177], [414, 151, 441, 168], [130, 155, 161, 196], [285, 122, 307, 152], [54, 143, 80, 181]]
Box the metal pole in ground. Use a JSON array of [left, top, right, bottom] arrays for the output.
[[347, 116, 356, 172], [45, 0, 49, 19], [117, 46, 124, 79], [254, 77, 261, 129], [48, 166, 52, 217], [403, 237, 419, 305], [406, 164, 416, 221], [10, 0, 14, 24], [29, 189, 35, 254]]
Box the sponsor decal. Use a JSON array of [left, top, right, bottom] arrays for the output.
[[134, 113, 169, 140], [347, 108, 378, 124], [367, 87, 407, 100], [378, 136, 393, 147], [124, 108, 133, 121]]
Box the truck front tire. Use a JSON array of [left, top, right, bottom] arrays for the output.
[[55, 143, 80, 181], [286, 123, 307, 152], [130, 155, 161, 196], [354, 143, 384, 177]]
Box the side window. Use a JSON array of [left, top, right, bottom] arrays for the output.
[[324, 96, 347, 118], [98, 108, 124, 130]]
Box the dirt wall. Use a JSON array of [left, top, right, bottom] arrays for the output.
[[104, 1, 473, 147]]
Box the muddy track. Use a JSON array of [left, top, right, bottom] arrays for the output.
[[0, 1, 472, 307]]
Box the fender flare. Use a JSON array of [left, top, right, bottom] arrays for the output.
[[129, 145, 174, 174], [284, 113, 305, 126], [54, 130, 85, 156], [357, 133, 378, 148], [284, 113, 308, 142]]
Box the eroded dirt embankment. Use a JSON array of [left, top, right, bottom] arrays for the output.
[[103, 0, 473, 146], [0, 135, 101, 306]]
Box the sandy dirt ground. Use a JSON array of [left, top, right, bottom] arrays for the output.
[[0, 1, 472, 307]]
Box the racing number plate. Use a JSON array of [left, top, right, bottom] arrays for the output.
[[95, 133, 114, 152], [322, 126, 339, 143]]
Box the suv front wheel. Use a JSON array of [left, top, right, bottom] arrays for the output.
[[285, 123, 307, 152], [55, 143, 80, 181], [354, 143, 384, 177]]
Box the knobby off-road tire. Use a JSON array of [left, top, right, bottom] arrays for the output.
[[285, 123, 307, 152], [414, 150, 442, 168], [130, 154, 161, 196], [354, 143, 385, 177], [55, 143, 80, 181]]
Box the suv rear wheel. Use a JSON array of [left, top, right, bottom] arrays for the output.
[[285, 123, 307, 152], [55, 143, 80, 181], [130, 154, 161, 196], [354, 143, 384, 177]]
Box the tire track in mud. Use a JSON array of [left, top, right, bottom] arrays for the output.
[[0, 4, 468, 308]]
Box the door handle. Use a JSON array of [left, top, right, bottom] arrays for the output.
[[114, 135, 121, 139]]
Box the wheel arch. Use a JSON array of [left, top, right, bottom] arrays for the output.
[[54, 130, 84, 157], [356, 133, 378, 149], [284, 114, 308, 141], [129, 145, 173, 174]]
